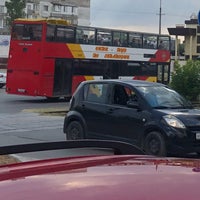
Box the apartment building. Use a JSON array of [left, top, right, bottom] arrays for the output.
[[0, 0, 90, 35]]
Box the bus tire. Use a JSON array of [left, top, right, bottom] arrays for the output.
[[66, 121, 84, 140], [143, 131, 166, 156]]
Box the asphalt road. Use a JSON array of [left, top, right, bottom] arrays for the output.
[[0, 86, 199, 160], [0, 88, 112, 161]]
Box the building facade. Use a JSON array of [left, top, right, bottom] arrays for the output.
[[0, 0, 90, 35], [0, 0, 7, 34], [168, 14, 200, 60]]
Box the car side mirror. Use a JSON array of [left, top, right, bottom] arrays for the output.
[[127, 100, 139, 108]]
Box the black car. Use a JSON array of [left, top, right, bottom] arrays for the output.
[[63, 79, 200, 156]]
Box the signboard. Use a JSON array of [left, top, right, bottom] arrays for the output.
[[0, 35, 10, 58]]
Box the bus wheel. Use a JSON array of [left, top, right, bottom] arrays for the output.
[[143, 131, 166, 156], [66, 121, 84, 140], [64, 97, 71, 102]]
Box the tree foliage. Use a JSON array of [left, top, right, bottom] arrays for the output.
[[170, 60, 200, 101], [5, 0, 26, 28]]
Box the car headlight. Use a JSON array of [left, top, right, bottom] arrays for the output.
[[163, 115, 186, 129]]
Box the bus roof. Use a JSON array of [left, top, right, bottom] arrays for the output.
[[14, 18, 71, 26]]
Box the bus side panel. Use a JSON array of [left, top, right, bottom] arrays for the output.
[[43, 43, 74, 58]]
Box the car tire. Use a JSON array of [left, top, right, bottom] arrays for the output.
[[66, 121, 84, 140], [144, 131, 166, 156]]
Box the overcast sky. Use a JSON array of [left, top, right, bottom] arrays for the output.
[[90, 0, 200, 36]]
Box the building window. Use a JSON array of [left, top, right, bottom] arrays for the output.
[[0, 6, 4, 13], [197, 36, 200, 44], [43, 5, 48, 12], [53, 5, 61, 12], [0, 19, 3, 28], [197, 26, 200, 33], [197, 46, 200, 53]]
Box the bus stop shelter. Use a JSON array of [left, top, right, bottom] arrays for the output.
[[168, 27, 196, 60]]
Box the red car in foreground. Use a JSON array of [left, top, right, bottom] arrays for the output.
[[0, 140, 200, 200]]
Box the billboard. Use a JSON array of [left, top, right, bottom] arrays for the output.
[[0, 35, 10, 58]]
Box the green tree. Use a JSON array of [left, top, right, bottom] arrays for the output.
[[170, 60, 200, 101], [5, 0, 26, 28]]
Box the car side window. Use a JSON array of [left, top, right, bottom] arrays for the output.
[[112, 84, 137, 106], [84, 83, 108, 103]]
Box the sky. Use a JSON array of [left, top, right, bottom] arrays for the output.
[[90, 0, 200, 37]]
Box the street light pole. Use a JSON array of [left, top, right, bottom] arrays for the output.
[[159, 0, 162, 35]]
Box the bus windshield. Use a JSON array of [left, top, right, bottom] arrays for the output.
[[12, 24, 43, 41]]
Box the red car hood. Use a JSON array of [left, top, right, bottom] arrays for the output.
[[0, 155, 200, 200]]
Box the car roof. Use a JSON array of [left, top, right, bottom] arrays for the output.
[[81, 79, 164, 87], [0, 155, 200, 200]]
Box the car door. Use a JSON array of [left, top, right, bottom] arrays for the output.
[[103, 83, 147, 146], [80, 82, 112, 138]]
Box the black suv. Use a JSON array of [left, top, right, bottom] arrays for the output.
[[63, 79, 200, 156]]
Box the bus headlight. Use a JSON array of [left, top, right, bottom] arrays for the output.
[[163, 115, 186, 129]]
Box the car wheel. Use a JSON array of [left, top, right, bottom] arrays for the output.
[[66, 121, 84, 140], [144, 131, 166, 156]]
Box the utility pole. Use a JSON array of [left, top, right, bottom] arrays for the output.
[[158, 0, 164, 35], [159, 0, 161, 34]]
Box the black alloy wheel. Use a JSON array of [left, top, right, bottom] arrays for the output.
[[66, 121, 84, 140], [144, 131, 166, 156]]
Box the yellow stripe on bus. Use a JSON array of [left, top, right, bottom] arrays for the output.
[[85, 76, 94, 80], [67, 44, 85, 58], [146, 77, 157, 82]]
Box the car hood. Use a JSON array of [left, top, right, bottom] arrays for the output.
[[0, 155, 200, 200], [157, 108, 200, 126]]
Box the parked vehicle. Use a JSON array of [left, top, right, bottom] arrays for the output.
[[63, 79, 200, 156], [0, 140, 200, 200], [0, 72, 6, 88]]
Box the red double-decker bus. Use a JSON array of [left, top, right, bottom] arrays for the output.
[[6, 18, 171, 99]]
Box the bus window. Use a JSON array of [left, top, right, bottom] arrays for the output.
[[129, 33, 142, 48], [143, 34, 157, 49], [96, 29, 112, 46], [113, 31, 128, 47], [158, 36, 170, 50], [56, 27, 75, 43], [76, 27, 95, 44], [46, 25, 56, 41], [12, 24, 42, 41]]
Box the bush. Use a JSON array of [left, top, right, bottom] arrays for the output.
[[170, 60, 200, 101]]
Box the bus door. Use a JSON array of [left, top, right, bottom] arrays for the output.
[[157, 64, 170, 84], [54, 59, 72, 97], [103, 61, 119, 79]]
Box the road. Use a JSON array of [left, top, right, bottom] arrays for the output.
[[0, 87, 70, 160], [0, 87, 199, 160], [0, 88, 112, 161]]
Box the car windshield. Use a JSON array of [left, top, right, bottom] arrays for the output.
[[136, 86, 192, 109]]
